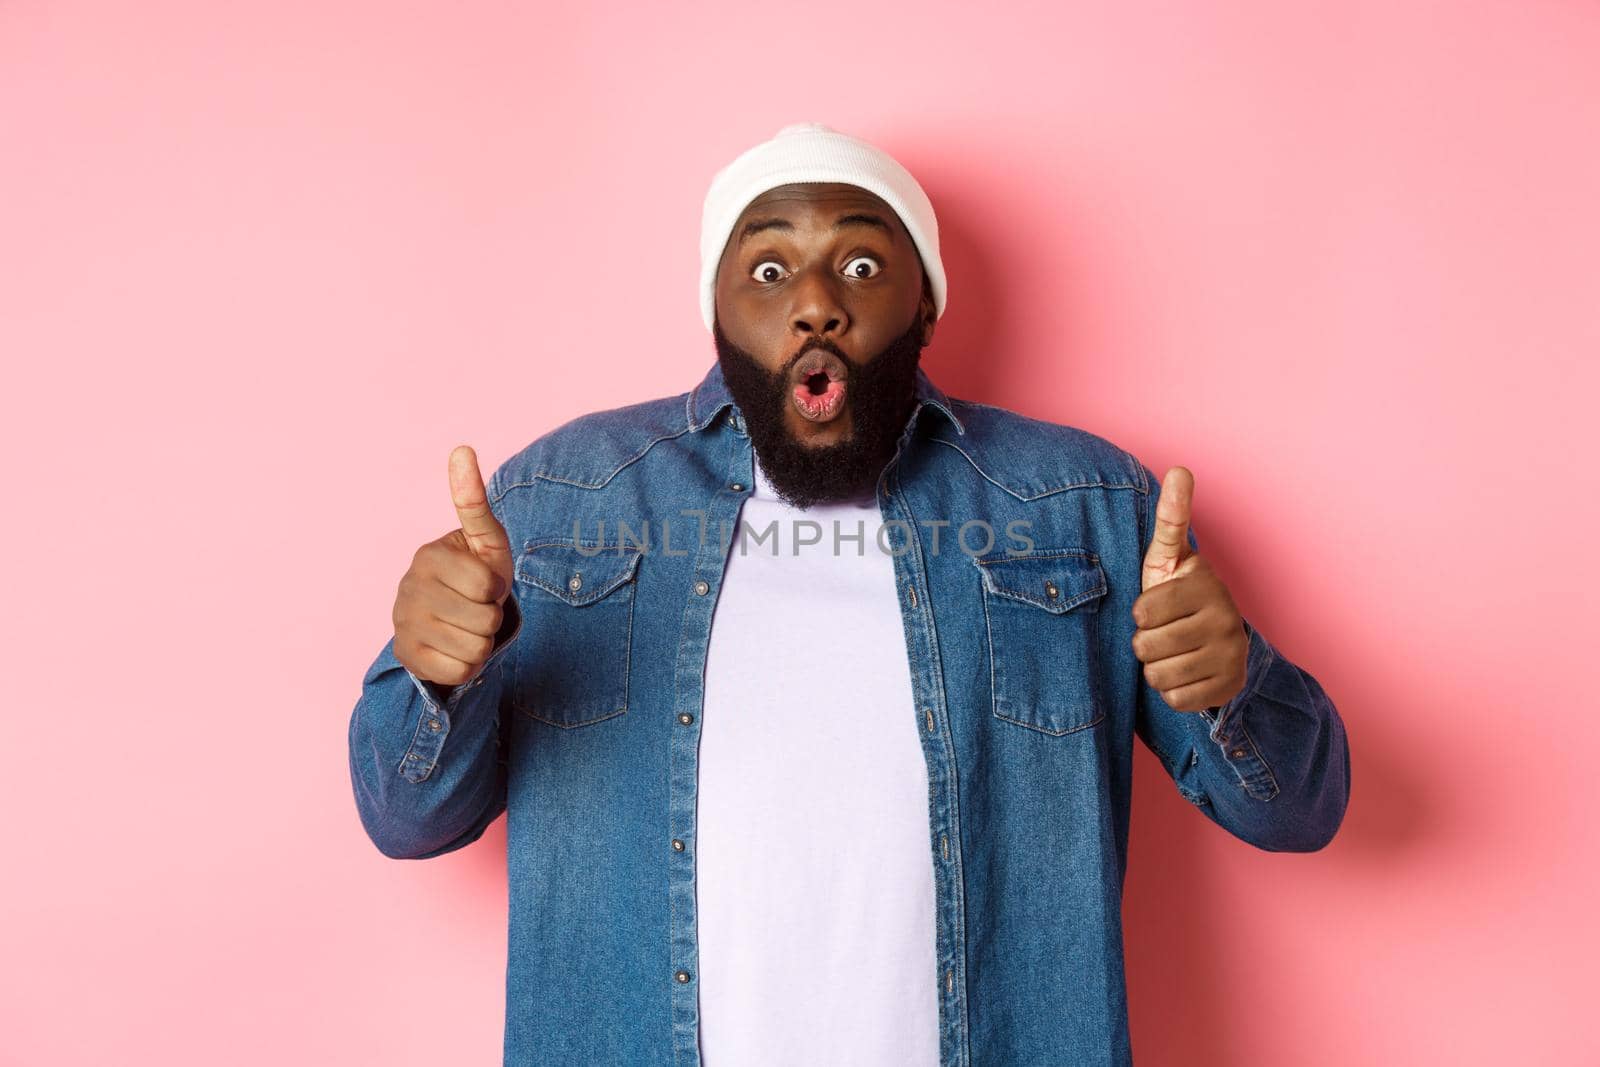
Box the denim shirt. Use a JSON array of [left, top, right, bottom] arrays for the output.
[[348, 360, 1351, 1066]]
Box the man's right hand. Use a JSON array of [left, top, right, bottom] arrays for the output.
[[392, 445, 516, 687]]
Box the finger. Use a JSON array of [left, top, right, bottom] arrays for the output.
[[421, 579, 503, 637], [1140, 644, 1215, 692], [449, 445, 513, 573], [434, 550, 505, 605], [421, 617, 496, 667], [408, 642, 477, 687], [1130, 611, 1210, 663], [1157, 675, 1226, 713], [1141, 466, 1194, 589], [1131, 562, 1208, 629]]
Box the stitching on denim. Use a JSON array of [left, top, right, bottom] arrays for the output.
[[972, 550, 1107, 612], [981, 576, 1106, 737], [980, 565, 998, 728], [1234, 642, 1282, 800], [687, 383, 732, 432], [525, 536, 645, 548], [620, 574, 634, 715], [398, 683, 448, 781], [977, 547, 1101, 563], [892, 476, 972, 1062], [1086, 598, 1108, 730], [507, 546, 639, 728], [516, 541, 642, 604], [491, 424, 698, 496], [927, 437, 1142, 502], [517, 705, 628, 729], [920, 395, 966, 436]]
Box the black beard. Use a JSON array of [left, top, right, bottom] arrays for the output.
[[712, 313, 924, 509]]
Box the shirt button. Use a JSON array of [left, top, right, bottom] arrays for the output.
[[1044, 581, 1059, 599], [568, 574, 582, 593], [672, 839, 685, 851], [678, 713, 695, 726], [428, 719, 441, 731], [694, 580, 710, 596], [729, 482, 744, 492], [1230, 747, 1247, 758], [675, 970, 692, 983]]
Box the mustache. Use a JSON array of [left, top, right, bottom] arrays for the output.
[[785, 337, 854, 377]]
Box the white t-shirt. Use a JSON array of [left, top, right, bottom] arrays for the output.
[[695, 454, 940, 1065]]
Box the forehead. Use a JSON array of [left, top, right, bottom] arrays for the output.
[[735, 182, 902, 231]]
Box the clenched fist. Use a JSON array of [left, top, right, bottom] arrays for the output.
[[392, 445, 516, 688], [1130, 466, 1248, 712]]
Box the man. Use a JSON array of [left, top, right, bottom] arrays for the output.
[[348, 122, 1350, 1066]]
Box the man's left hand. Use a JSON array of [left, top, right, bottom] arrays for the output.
[[1131, 466, 1249, 712]]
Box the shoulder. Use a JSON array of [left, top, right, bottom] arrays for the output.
[[489, 389, 696, 499], [935, 397, 1152, 500]]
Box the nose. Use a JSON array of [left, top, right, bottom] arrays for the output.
[[789, 267, 849, 341]]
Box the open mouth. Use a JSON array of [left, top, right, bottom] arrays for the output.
[[789, 349, 848, 423]]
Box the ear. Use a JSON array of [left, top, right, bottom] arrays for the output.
[[917, 274, 937, 346]]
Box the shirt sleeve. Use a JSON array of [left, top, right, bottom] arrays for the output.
[[1130, 461, 1351, 852], [347, 586, 523, 860]]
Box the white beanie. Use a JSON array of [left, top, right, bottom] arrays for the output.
[[698, 122, 947, 334]]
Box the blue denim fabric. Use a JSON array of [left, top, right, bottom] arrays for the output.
[[348, 360, 1351, 1066]]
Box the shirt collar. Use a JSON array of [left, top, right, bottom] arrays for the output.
[[685, 360, 966, 437]]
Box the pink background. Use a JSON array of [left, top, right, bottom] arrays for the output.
[[3, 2, 1596, 1063]]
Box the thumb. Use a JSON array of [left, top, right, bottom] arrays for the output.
[[1141, 465, 1194, 590], [448, 445, 513, 585]]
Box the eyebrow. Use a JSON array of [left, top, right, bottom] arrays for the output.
[[736, 212, 895, 246]]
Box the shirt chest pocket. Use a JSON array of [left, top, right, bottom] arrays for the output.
[[509, 541, 641, 728], [974, 549, 1108, 736]]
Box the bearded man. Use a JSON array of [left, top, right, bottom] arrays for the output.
[[349, 122, 1351, 1067]]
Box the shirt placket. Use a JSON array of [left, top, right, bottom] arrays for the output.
[[879, 462, 972, 1067], [669, 421, 755, 1066]]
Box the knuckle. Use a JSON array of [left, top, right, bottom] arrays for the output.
[[416, 538, 446, 568], [455, 558, 493, 601]]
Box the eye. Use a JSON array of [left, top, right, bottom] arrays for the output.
[[751, 260, 788, 284], [843, 255, 881, 279]]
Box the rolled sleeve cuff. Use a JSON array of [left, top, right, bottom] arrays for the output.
[[1197, 616, 1280, 801], [396, 596, 522, 782]]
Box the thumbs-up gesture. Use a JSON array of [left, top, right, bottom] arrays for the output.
[[1130, 466, 1248, 712], [392, 445, 516, 688]]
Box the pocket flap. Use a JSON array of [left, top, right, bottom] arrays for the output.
[[974, 550, 1106, 613], [517, 541, 642, 606]]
